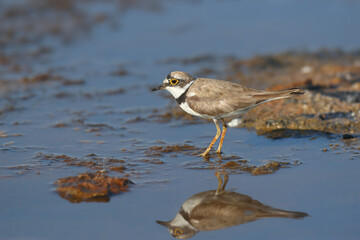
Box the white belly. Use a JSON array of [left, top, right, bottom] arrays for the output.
[[179, 102, 211, 119]]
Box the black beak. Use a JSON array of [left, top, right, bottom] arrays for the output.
[[156, 220, 169, 227], [152, 84, 165, 91]]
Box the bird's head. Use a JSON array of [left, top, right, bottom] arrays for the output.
[[152, 71, 195, 99], [156, 211, 199, 239], [156, 220, 198, 239]]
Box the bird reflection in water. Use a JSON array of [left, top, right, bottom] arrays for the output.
[[157, 172, 309, 239]]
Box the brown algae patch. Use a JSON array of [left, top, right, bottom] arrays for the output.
[[144, 144, 201, 157], [37, 153, 128, 172], [219, 160, 291, 175], [250, 161, 291, 175], [327, 136, 360, 159], [183, 158, 293, 175], [54, 172, 132, 203], [0, 131, 22, 138], [146, 145, 295, 175], [4, 165, 40, 177]]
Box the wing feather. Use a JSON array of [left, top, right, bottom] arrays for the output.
[[186, 78, 303, 116]]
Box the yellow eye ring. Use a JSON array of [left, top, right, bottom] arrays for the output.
[[170, 79, 179, 85], [174, 228, 183, 236]]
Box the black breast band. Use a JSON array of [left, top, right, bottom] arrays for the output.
[[175, 81, 194, 105], [176, 88, 189, 104]]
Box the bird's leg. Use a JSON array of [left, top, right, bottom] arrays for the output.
[[216, 119, 228, 154], [200, 119, 221, 157], [221, 173, 228, 191], [215, 171, 229, 195], [215, 172, 223, 195]]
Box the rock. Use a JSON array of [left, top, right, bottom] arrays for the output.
[[54, 172, 132, 203]]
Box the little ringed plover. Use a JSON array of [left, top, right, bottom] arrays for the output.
[[152, 71, 305, 157]]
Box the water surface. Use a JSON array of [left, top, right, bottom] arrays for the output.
[[1, 0, 360, 239]]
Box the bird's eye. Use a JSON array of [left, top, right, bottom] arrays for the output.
[[170, 79, 179, 85], [174, 228, 183, 236]]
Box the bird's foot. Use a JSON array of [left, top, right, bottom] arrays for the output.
[[199, 147, 212, 158], [199, 151, 209, 158]]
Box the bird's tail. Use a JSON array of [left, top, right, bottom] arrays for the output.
[[261, 207, 309, 219], [280, 88, 307, 96], [252, 88, 306, 104]]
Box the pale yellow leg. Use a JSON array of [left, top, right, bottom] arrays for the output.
[[216, 120, 228, 154], [200, 119, 221, 157]]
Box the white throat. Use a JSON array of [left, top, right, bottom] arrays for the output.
[[170, 213, 197, 232], [165, 81, 194, 99], [182, 196, 203, 214], [170, 213, 191, 227]]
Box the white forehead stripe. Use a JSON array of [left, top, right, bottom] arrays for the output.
[[172, 73, 183, 79]]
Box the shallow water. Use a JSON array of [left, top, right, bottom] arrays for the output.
[[1, 0, 360, 239]]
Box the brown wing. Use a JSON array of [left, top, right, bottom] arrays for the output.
[[189, 201, 255, 231], [189, 191, 308, 231], [186, 78, 304, 116]]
